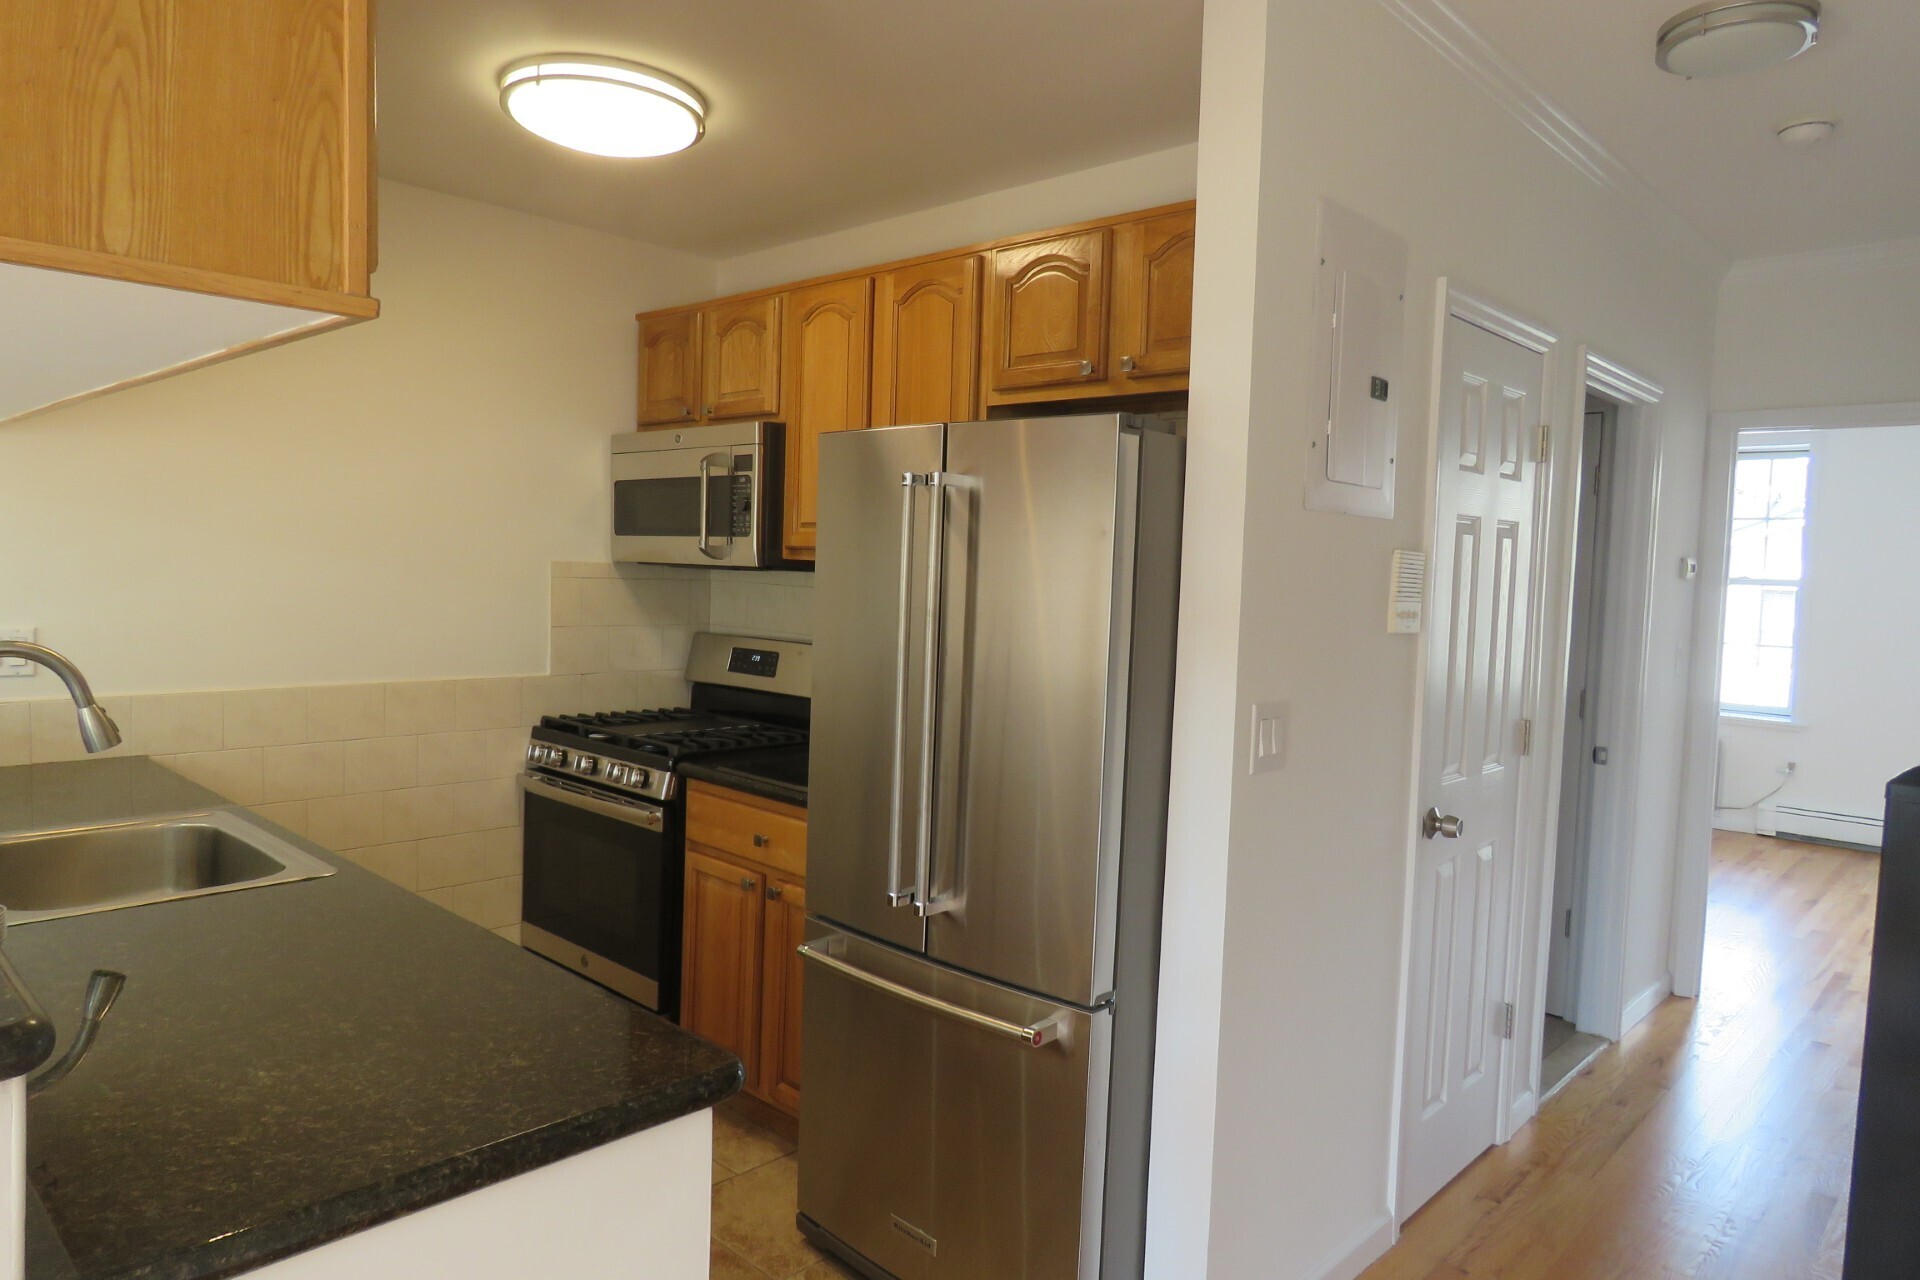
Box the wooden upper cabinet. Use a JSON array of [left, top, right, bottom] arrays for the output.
[[984, 229, 1110, 399], [1112, 208, 1196, 383], [872, 255, 982, 427], [781, 277, 873, 559], [704, 296, 783, 421], [0, 0, 378, 422], [636, 310, 702, 426]]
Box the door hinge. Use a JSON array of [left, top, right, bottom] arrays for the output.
[[1517, 718, 1533, 756], [1501, 1002, 1516, 1040], [1537, 424, 1551, 464]]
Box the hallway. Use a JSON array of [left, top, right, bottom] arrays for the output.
[[1363, 830, 1876, 1279]]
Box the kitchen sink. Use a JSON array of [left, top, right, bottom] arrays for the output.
[[0, 810, 336, 924]]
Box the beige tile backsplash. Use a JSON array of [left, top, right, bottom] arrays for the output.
[[0, 561, 730, 941]]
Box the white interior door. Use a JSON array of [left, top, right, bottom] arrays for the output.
[[1399, 314, 1546, 1219]]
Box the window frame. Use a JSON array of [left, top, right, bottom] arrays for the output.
[[1718, 441, 1811, 721]]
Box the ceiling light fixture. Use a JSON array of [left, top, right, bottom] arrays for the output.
[[1776, 118, 1837, 148], [499, 55, 705, 158], [1656, 1, 1821, 78]]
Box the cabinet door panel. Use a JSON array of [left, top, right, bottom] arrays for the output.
[[636, 309, 702, 426], [1113, 209, 1195, 381], [682, 847, 764, 1088], [782, 276, 873, 559], [704, 295, 782, 420], [984, 229, 1108, 397], [872, 255, 980, 427], [759, 875, 807, 1116]]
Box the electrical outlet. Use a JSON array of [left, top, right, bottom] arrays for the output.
[[1249, 700, 1289, 775], [0, 627, 34, 677]]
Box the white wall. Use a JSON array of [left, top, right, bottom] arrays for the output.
[[1714, 242, 1920, 412], [715, 144, 1198, 295], [1150, 1, 1719, 1275], [1716, 425, 1920, 842], [0, 181, 715, 699]]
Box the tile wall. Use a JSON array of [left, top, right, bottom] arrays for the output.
[[0, 562, 711, 939], [707, 571, 815, 642]]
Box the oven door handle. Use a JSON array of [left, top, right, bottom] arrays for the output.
[[519, 773, 665, 831]]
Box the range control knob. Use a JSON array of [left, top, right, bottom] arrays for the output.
[[604, 763, 634, 786], [570, 754, 600, 778], [631, 768, 651, 791], [526, 743, 562, 768]]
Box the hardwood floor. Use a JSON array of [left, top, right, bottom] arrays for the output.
[[1361, 831, 1877, 1280]]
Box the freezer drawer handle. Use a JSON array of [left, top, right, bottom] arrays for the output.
[[798, 942, 1063, 1048]]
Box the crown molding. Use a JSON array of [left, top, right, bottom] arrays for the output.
[[1377, 0, 1729, 277], [1723, 236, 1920, 285]]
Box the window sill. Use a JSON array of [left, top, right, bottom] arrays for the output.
[[1718, 711, 1803, 730]]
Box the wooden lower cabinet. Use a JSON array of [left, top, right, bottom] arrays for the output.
[[681, 783, 808, 1116]]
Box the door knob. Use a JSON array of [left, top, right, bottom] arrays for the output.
[[1423, 807, 1465, 840]]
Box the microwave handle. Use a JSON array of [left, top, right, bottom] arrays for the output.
[[697, 452, 730, 560]]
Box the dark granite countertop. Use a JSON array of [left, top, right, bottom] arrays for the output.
[[0, 758, 741, 1280], [678, 747, 809, 809]]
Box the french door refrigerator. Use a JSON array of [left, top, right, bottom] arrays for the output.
[[801, 413, 1183, 1280]]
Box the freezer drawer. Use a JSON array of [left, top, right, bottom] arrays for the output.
[[797, 926, 1113, 1280]]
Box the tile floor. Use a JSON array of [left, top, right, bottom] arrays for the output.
[[710, 1098, 858, 1280]]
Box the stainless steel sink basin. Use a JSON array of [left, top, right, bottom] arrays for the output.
[[0, 810, 336, 924]]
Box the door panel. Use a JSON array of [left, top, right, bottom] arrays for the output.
[[1400, 315, 1543, 1219], [704, 295, 781, 420], [984, 230, 1109, 395], [925, 416, 1129, 1006], [758, 875, 806, 1115], [636, 309, 701, 426], [1112, 209, 1195, 382], [811, 423, 943, 952], [681, 848, 763, 1090], [872, 255, 981, 428], [782, 276, 873, 559]]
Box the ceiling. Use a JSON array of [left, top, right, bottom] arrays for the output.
[[375, 0, 1203, 258], [1450, 0, 1920, 261]]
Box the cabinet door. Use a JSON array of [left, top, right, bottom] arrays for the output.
[[758, 875, 807, 1116], [872, 255, 980, 427], [983, 229, 1109, 398], [781, 276, 873, 559], [703, 295, 783, 421], [682, 847, 765, 1087], [1112, 208, 1195, 382], [636, 309, 703, 426]]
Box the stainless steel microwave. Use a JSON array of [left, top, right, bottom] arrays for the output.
[[611, 422, 786, 569]]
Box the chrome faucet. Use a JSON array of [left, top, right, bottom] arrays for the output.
[[0, 642, 121, 752]]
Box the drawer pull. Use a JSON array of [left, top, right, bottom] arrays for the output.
[[753, 833, 770, 848]]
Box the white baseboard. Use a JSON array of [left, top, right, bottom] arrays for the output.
[[1302, 1213, 1396, 1280], [1772, 804, 1883, 850], [1621, 975, 1672, 1035]]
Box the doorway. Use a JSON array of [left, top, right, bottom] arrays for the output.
[[1540, 395, 1617, 1096]]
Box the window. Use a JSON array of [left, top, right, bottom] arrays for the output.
[[1719, 445, 1809, 717]]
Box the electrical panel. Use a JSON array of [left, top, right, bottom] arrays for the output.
[[1306, 199, 1408, 519]]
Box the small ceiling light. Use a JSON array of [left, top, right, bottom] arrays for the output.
[[1776, 118, 1837, 149], [499, 55, 705, 158], [1656, 1, 1821, 78]]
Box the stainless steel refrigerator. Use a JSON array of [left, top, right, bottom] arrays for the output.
[[800, 412, 1183, 1280]]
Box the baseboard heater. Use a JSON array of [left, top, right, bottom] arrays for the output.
[[1768, 804, 1884, 851]]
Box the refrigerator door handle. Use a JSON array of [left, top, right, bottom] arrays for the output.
[[887, 472, 929, 907], [797, 942, 1063, 1047], [913, 472, 954, 917]]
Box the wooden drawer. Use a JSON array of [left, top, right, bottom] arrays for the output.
[[686, 781, 807, 878]]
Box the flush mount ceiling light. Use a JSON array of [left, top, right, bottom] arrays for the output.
[[499, 55, 705, 158], [1776, 117, 1837, 148], [1656, 1, 1821, 77]]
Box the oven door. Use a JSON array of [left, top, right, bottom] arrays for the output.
[[611, 435, 773, 568], [519, 773, 681, 1018]]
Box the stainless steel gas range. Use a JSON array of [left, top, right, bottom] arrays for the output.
[[518, 632, 810, 1017]]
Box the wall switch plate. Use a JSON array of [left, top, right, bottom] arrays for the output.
[[0, 627, 34, 677], [1249, 700, 1289, 775]]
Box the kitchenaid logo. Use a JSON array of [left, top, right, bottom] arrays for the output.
[[890, 1214, 938, 1255]]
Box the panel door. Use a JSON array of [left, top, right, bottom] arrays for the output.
[[810, 423, 945, 952], [782, 277, 873, 559], [1111, 209, 1195, 383], [924, 415, 1129, 1007], [682, 847, 764, 1088], [983, 230, 1109, 397], [872, 255, 981, 427], [636, 309, 702, 426], [703, 295, 782, 421], [757, 875, 807, 1115], [1399, 314, 1546, 1219]]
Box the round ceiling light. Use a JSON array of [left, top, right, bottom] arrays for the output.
[[1776, 118, 1837, 148], [499, 55, 705, 158], [1656, 1, 1821, 78]]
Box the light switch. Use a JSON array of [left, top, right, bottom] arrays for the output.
[[0, 627, 33, 677], [1249, 700, 1289, 775]]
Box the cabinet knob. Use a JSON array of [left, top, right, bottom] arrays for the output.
[[739, 876, 756, 892], [767, 885, 784, 901], [1120, 355, 1137, 373], [681, 406, 692, 417], [705, 405, 716, 415], [1078, 359, 1095, 376], [753, 833, 769, 848]]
